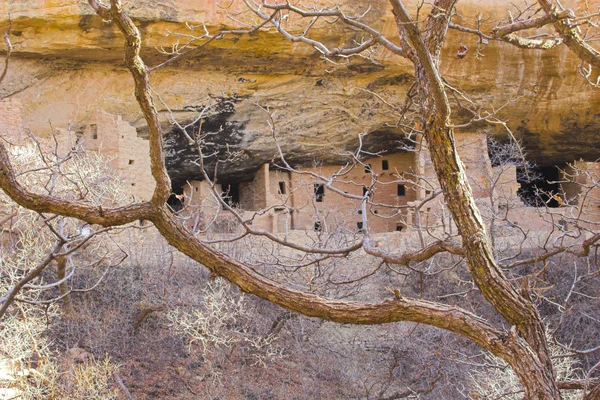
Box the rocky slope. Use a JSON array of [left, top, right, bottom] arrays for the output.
[[0, 0, 599, 185]]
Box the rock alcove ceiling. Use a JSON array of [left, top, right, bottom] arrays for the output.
[[0, 0, 598, 187]]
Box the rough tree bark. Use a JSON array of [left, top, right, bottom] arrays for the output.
[[390, 1, 560, 397], [56, 255, 75, 315]]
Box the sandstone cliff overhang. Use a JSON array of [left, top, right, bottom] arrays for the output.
[[0, 0, 598, 184]]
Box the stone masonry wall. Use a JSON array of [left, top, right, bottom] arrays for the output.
[[560, 161, 600, 224], [175, 132, 528, 235], [289, 152, 416, 233], [0, 98, 24, 142], [81, 111, 155, 201]]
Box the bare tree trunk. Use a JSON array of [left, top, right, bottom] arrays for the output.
[[387, 0, 561, 395], [56, 256, 74, 316], [422, 121, 560, 399], [589, 383, 600, 400]]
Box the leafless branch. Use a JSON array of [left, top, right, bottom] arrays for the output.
[[0, 16, 12, 87]]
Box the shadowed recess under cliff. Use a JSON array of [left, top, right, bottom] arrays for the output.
[[162, 99, 417, 190]]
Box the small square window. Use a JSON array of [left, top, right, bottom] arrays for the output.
[[357, 222, 364, 232], [278, 181, 286, 195], [131, 183, 136, 187], [396, 224, 404, 232], [314, 222, 322, 232], [397, 184, 406, 196], [382, 160, 389, 170], [364, 164, 372, 173], [425, 190, 431, 195], [128, 159, 134, 165], [358, 209, 362, 215], [195, 187, 199, 192]]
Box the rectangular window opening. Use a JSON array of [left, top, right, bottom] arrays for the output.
[[278, 181, 286, 195], [397, 184, 406, 196], [314, 221, 322, 232], [357, 221, 364, 232], [128, 159, 134, 165], [90, 124, 98, 139], [382, 160, 389, 170], [195, 187, 199, 192], [314, 183, 324, 202], [363, 186, 368, 196], [396, 224, 404, 232], [364, 164, 372, 173]]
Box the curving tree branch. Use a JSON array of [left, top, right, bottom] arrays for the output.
[[0, 18, 12, 88], [389, 1, 560, 397], [88, 0, 172, 205], [0, 140, 153, 225], [76, 4, 554, 390], [538, 0, 600, 68]]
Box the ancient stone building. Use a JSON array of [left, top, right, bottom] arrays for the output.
[[0, 100, 155, 201], [180, 132, 528, 235], [560, 161, 600, 225], [80, 111, 155, 201], [1, 97, 598, 235], [0, 98, 24, 141], [184, 130, 599, 236], [185, 152, 418, 234]]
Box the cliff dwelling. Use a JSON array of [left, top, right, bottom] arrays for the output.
[[71, 107, 600, 234], [1, 97, 599, 237]]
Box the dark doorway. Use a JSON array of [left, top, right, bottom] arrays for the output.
[[314, 221, 322, 232], [357, 221, 364, 233], [221, 183, 240, 207], [314, 183, 325, 202], [167, 193, 184, 212], [517, 165, 563, 207]]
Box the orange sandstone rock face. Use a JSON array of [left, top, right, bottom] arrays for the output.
[[0, 0, 598, 182]]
